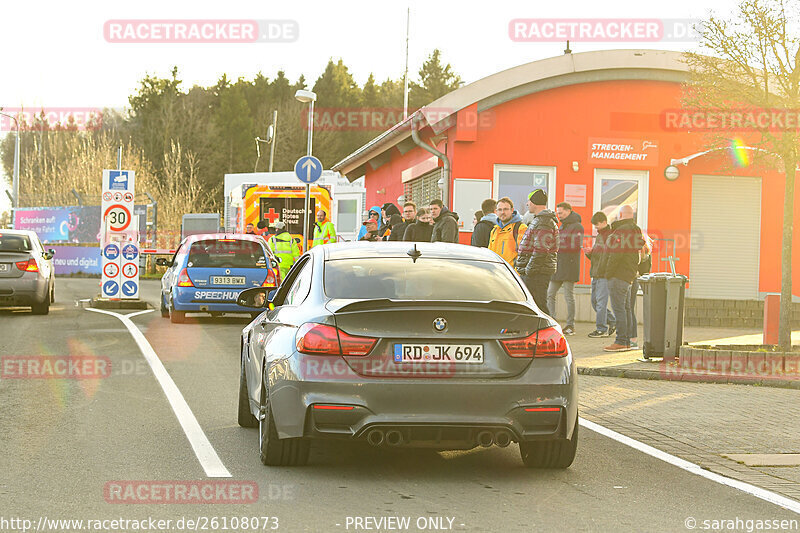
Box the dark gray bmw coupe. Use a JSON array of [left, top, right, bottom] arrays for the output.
[[236, 242, 578, 468]]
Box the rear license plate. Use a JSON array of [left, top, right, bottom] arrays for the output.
[[0, 264, 8, 272], [211, 276, 245, 285], [393, 344, 484, 363]]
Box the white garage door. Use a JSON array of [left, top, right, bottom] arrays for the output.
[[689, 175, 761, 299]]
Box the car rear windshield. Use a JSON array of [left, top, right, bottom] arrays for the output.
[[324, 258, 527, 301], [187, 239, 266, 268], [0, 234, 32, 252]]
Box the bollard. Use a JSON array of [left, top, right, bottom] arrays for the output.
[[763, 294, 780, 345]]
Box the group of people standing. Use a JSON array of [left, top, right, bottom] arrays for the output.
[[470, 188, 651, 353], [356, 199, 460, 243]]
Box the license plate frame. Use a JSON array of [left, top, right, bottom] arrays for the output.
[[211, 275, 246, 286], [393, 343, 484, 364]]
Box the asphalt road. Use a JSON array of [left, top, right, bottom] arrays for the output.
[[1, 278, 798, 533]]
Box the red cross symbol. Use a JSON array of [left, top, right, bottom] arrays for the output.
[[262, 208, 280, 224]]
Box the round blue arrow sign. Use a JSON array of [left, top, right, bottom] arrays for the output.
[[294, 155, 323, 184]]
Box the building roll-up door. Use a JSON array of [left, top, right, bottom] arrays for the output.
[[404, 169, 442, 208], [689, 175, 761, 300]]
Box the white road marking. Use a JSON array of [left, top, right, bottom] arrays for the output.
[[87, 307, 231, 478], [580, 417, 800, 515]]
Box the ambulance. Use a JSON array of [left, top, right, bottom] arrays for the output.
[[225, 171, 366, 250]]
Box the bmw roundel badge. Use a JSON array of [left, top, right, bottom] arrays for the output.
[[433, 317, 447, 332]]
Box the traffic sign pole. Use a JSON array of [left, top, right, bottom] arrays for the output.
[[303, 99, 313, 252]]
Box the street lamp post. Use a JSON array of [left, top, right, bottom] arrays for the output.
[[295, 89, 316, 251], [0, 110, 21, 224]]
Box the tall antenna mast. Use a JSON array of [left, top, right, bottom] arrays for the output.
[[403, 7, 410, 119]]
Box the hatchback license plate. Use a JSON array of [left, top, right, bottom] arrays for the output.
[[211, 276, 245, 285], [393, 344, 484, 363]]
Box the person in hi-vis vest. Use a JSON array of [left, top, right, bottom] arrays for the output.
[[311, 209, 336, 247], [268, 220, 300, 279]]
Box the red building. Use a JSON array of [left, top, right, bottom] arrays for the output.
[[333, 49, 800, 304]]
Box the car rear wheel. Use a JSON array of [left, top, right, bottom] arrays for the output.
[[31, 299, 50, 315], [519, 415, 578, 469], [160, 294, 169, 318], [237, 356, 258, 428], [169, 303, 185, 324], [258, 368, 309, 466]]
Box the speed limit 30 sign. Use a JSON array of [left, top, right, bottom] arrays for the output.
[[103, 204, 132, 232]]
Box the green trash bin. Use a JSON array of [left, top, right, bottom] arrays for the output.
[[639, 273, 688, 360]]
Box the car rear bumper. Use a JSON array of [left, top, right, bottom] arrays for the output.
[[0, 276, 48, 306], [265, 353, 577, 447], [171, 287, 251, 312]]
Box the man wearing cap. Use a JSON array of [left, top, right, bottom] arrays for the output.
[[267, 220, 300, 279], [312, 209, 336, 248], [358, 218, 381, 242], [357, 206, 382, 240], [515, 189, 559, 315]]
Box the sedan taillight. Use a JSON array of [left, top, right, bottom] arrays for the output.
[[295, 323, 377, 356], [500, 326, 568, 358], [15, 259, 38, 272]]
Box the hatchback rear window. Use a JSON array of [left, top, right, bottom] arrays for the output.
[[0, 234, 32, 252], [187, 239, 266, 268], [324, 258, 527, 301]]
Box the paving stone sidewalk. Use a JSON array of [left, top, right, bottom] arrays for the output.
[[579, 374, 800, 502], [568, 324, 800, 389]]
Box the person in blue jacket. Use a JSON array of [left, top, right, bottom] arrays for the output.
[[356, 206, 382, 240]]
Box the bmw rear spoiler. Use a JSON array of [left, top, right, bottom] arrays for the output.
[[327, 298, 540, 316]]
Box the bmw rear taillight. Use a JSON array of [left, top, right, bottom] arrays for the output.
[[177, 268, 194, 287], [262, 269, 277, 287], [15, 259, 38, 272], [295, 323, 377, 356], [500, 326, 568, 358]]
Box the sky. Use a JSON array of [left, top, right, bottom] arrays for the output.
[[0, 0, 736, 214]]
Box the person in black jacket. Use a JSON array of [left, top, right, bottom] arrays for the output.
[[429, 199, 459, 243], [586, 211, 616, 338], [403, 208, 434, 242], [628, 233, 652, 349], [379, 203, 401, 240], [547, 202, 584, 335], [470, 198, 499, 247], [389, 202, 417, 242], [602, 205, 644, 352], [514, 189, 558, 314]]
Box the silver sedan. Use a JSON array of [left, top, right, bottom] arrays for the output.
[[236, 242, 578, 468], [0, 229, 55, 314]]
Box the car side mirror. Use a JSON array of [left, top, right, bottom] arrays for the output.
[[155, 258, 173, 267], [271, 258, 280, 268], [43, 249, 55, 260], [237, 287, 270, 308]]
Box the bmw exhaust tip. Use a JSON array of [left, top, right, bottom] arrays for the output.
[[366, 429, 385, 446], [385, 430, 404, 446], [494, 430, 512, 448], [477, 431, 494, 448]]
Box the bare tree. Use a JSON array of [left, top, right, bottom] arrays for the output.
[[685, 0, 799, 349]]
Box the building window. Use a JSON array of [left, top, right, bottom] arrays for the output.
[[403, 169, 442, 208], [492, 165, 556, 212], [593, 169, 648, 229], [337, 199, 357, 234]]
